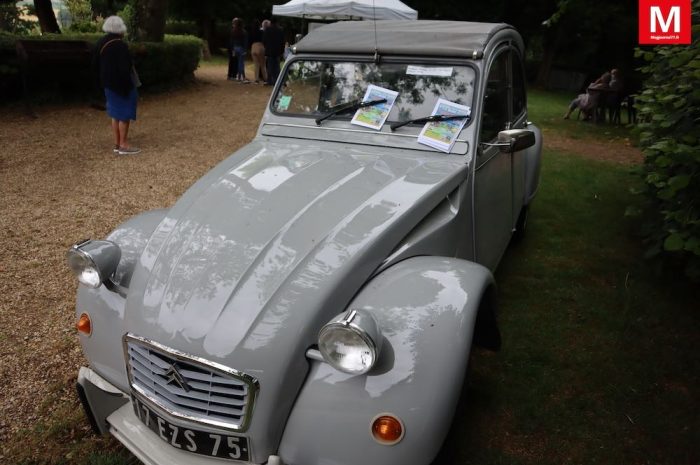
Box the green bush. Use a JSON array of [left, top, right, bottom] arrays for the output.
[[130, 35, 202, 87], [633, 6, 700, 280], [67, 21, 102, 33], [0, 32, 202, 101], [0, 31, 20, 96]]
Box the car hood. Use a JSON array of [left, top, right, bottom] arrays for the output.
[[123, 139, 467, 456]]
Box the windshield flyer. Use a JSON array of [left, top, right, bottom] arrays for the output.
[[351, 85, 399, 130], [417, 99, 471, 153]]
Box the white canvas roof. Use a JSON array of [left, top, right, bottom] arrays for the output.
[[272, 0, 418, 21]]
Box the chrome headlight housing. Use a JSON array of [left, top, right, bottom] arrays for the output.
[[66, 239, 121, 289], [318, 309, 382, 375]]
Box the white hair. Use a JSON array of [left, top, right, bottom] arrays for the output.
[[103, 15, 127, 35]]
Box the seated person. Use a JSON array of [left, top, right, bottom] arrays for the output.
[[563, 71, 611, 120], [609, 68, 623, 92], [604, 68, 624, 123]]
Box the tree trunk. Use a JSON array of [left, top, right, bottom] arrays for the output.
[[133, 0, 168, 42], [535, 43, 555, 88], [34, 0, 60, 33], [197, 17, 213, 60], [535, 23, 565, 88]]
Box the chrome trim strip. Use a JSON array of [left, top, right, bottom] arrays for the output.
[[262, 122, 469, 143], [123, 333, 259, 432]]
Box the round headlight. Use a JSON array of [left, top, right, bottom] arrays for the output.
[[318, 309, 382, 375], [66, 240, 121, 289], [67, 247, 102, 288]]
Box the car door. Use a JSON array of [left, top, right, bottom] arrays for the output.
[[473, 46, 515, 271], [510, 49, 529, 227]]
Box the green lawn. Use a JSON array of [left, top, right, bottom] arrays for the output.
[[436, 92, 699, 465], [528, 89, 633, 143]]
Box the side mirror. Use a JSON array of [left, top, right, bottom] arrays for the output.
[[497, 129, 536, 153]]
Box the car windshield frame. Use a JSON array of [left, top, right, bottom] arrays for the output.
[[270, 57, 478, 129]]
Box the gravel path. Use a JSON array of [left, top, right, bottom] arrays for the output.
[[0, 63, 641, 463], [0, 64, 270, 463]]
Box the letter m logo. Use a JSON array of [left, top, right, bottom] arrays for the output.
[[639, 0, 691, 44], [650, 6, 680, 32]]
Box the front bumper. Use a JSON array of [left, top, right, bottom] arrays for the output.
[[77, 366, 284, 465]]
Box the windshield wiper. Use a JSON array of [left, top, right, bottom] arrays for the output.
[[390, 114, 470, 131], [315, 98, 387, 126]]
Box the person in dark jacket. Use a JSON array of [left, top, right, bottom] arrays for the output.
[[230, 18, 249, 82], [94, 15, 140, 154], [226, 18, 238, 81], [262, 18, 284, 85]]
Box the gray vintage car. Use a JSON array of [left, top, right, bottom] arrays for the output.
[[68, 20, 542, 465]]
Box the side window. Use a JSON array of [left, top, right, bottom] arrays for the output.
[[479, 51, 509, 142], [512, 52, 526, 118]]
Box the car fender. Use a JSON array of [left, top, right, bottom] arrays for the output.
[[523, 122, 543, 205], [278, 256, 495, 465], [77, 209, 167, 395]]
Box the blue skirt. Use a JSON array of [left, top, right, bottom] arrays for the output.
[[105, 87, 137, 121]]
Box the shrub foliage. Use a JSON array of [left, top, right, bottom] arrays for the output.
[[0, 33, 201, 99], [130, 35, 202, 87], [634, 9, 700, 280]]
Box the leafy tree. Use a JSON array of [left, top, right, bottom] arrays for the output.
[[403, 0, 506, 21], [534, 0, 637, 86], [91, 0, 128, 17], [406, 0, 637, 87], [121, 0, 167, 41], [65, 0, 92, 23], [0, 0, 33, 33], [168, 0, 277, 52], [64, 0, 93, 31], [633, 4, 700, 280]]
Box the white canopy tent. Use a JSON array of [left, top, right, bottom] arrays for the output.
[[272, 0, 418, 21]]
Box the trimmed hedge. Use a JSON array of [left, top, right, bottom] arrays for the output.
[[633, 6, 700, 281], [130, 35, 202, 87], [0, 32, 202, 100]]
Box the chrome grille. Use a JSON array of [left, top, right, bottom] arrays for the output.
[[124, 334, 258, 431]]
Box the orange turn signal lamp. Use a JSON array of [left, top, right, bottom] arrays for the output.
[[371, 414, 404, 445], [76, 313, 92, 336]]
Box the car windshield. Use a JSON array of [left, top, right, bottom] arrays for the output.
[[272, 60, 476, 125]]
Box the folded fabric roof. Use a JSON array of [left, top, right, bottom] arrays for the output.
[[293, 20, 516, 59]]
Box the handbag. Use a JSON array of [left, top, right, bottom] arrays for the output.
[[131, 66, 142, 88]]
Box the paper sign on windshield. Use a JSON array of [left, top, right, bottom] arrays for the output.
[[351, 85, 399, 130], [406, 66, 454, 77], [417, 98, 471, 153]]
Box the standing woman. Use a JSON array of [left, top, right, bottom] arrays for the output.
[[231, 18, 249, 82], [249, 20, 266, 84], [95, 16, 140, 154], [227, 18, 238, 81]]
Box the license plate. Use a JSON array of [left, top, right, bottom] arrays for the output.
[[131, 396, 250, 462]]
